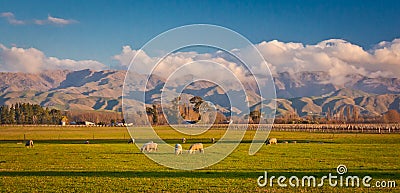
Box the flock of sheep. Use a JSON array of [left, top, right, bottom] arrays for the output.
[[139, 140, 205, 155], [173, 143, 204, 155], [24, 137, 283, 152], [137, 137, 285, 155]]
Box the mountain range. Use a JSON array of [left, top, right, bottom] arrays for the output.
[[0, 69, 399, 117]]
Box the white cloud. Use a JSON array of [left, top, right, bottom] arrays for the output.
[[1, 12, 77, 26], [112, 46, 155, 72], [35, 15, 78, 26], [0, 12, 25, 25], [254, 38, 400, 84], [0, 44, 106, 73], [3, 38, 399, 85], [113, 39, 400, 86], [112, 46, 249, 82]]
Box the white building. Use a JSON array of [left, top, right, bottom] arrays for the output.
[[85, 121, 95, 126]]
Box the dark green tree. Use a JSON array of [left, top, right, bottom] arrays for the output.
[[249, 110, 261, 124], [0, 105, 9, 124], [152, 104, 158, 124], [8, 104, 16, 124], [189, 96, 204, 112]]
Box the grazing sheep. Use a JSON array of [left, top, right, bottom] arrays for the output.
[[188, 143, 204, 154], [175, 144, 183, 155], [211, 138, 215, 143], [267, 138, 277, 145], [128, 138, 135, 144], [182, 138, 186, 144], [283, 141, 288, 144], [25, 140, 34, 148], [141, 141, 158, 152]]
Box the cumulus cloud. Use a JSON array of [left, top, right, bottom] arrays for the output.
[[0, 12, 25, 25], [113, 39, 400, 86], [112, 45, 249, 82], [0, 44, 106, 73], [4, 38, 398, 85], [112, 46, 156, 72], [254, 39, 400, 84]]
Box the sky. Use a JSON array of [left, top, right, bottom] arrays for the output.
[[1, 0, 400, 82]]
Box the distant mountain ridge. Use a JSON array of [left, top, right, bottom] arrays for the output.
[[0, 69, 399, 116], [273, 71, 400, 98]]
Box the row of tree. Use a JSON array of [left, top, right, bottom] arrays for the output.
[[65, 110, 123, 125], [274, 108, 400, 124], [1, 101, 398, 125], [0, 103, 63, 125]]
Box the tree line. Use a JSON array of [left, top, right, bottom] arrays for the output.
[[0, 103, 62, 125], [273, 107, 400, 124], [1, 101, 398, 126], [65, 110, 123, 125]]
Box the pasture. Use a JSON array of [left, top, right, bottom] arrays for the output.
[[0, 126, 399, 192]]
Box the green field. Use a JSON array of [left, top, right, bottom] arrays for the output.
[[0, 126, 399, 192]]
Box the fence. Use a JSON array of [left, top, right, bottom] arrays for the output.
[[2, 123, 400, 134], [178, 123, 400, 134]]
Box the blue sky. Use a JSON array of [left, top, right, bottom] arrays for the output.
[[1, 0, 400, 69]]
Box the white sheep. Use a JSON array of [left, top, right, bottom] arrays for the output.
[[175, 144, 183, 155], [140, 141, 158, 152], [211, 138, 215, 143], [267, 138, 277, 145], [188, 143, 204, 154]]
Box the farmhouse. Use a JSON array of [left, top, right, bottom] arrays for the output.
[[85, 121, 95, 126]]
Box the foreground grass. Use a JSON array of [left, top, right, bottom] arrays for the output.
[[0, 126, 399, 192]]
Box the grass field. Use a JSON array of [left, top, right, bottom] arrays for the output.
[[0, 126, 399, 192]]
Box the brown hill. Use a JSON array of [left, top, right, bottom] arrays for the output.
[[0, 69, 399, 117]]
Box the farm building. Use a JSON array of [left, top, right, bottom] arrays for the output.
[[85, 121, 95, 126]]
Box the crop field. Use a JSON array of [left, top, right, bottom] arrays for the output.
[[0, 126, 399, 192]]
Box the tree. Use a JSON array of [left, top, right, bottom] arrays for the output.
[[383, 110, 400, 123], [326, 107, 332, 122], [145, 105, 159, 125], [152, 104, 158, 125], [339, 107, 345, 123], [49, 109, 62, 125], [146, 107, 154, 115], [40, 107, 51, 124], [15, 103, 23, 124], [0, 103, 65, 125], [164, 97, 181, 124], [0, 105, 9, 124], [189, 96, 204, 112], [249, 110, 261, 124], [8, 104, 15, 124], [197, 101, 216, 124], [353, 106, 359, 123], [346, 106, 351, 121], [23, 103, 34, 124]]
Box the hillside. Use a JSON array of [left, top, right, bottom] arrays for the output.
[[0, 69, 399, 116]]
